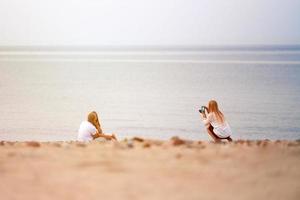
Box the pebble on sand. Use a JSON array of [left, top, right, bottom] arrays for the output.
[[143, 142, 151, 148], [26, 141, 41, 147], [170, 136, 186, 146], [132, 137, 144, 142]]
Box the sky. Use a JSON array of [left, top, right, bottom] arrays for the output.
[[0, 0, 299, 46]]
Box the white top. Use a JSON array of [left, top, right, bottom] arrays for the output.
[[203, 113, 232, 138], [77, 121, 97, 142]]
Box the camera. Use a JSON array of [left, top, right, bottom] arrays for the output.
[[199, 106, 206, 114]]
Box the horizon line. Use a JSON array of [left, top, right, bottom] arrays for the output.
[[1, 44, 300, 52]]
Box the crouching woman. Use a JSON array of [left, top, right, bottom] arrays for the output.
[[200, 100, 233, 142]]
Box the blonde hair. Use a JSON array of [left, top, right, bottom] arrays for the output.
[[87, 111, 102, 133], [208, 100, 225, 123]]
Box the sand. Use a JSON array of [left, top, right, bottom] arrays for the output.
[[0, 138, 300, 200]]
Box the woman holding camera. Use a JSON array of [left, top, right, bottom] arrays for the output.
[[200, 100, 233, 142]]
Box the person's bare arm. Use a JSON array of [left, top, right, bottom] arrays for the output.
[[98, 133, 114, 140], [98, 126, 103, 134], [201, 109, 211, 127], [91, 131, 116, 140], [201, 112, 206, 119], [200, 106, 209, 120]]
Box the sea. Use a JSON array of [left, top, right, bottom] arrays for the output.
[[0, 45, 300, 141]]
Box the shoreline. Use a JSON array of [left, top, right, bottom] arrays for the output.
[[1, 137, 300, 143]]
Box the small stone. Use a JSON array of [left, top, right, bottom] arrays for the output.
[[26, 141, 40, 147], [143, 143, 151, 148], [132, 137, 144, 142], [236, 140, 245, 145], [171, 136, 185, 146]]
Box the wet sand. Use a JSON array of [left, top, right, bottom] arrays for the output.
[[0, 138, 300, 200]]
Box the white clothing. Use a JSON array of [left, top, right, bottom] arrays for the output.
[[203, 113, 232, 138], [77, 121, 97, 142]]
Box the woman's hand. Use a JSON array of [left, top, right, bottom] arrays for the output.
[[200, 112, 206, 120], [111, 134, 117, 141], [95, 133, 117, 141]]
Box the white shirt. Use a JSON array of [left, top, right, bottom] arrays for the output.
[[203, 113, 232, 138], [77, 121, 97, 142]]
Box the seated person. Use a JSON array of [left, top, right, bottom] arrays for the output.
[[78, 111, 116, 142]]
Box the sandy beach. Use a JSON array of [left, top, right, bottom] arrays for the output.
[[0, 138, 299, 200]]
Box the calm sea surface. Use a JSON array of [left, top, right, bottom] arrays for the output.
[[1, 46, 300, 141]]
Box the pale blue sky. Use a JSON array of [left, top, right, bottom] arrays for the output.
[[0, 0, 299, 46]]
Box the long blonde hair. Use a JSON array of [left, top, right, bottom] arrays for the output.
[[208, 100, 225, 123], [87, 111, 102, 133]]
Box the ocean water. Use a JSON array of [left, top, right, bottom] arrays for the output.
[[0, 46, 300, 141]]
